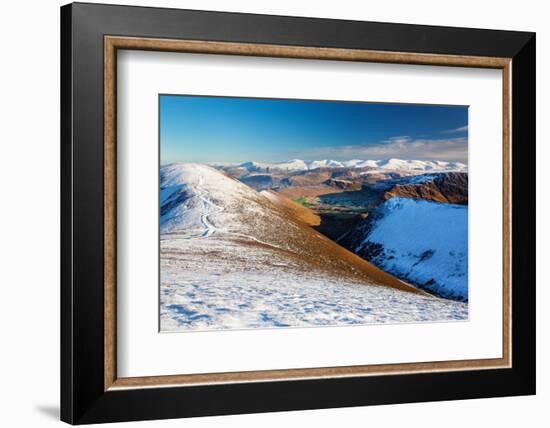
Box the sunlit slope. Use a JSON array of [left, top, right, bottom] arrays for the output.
[[159, 163, 467, 330]]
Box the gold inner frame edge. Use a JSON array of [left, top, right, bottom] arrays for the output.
[[104, 36, 512, 391]]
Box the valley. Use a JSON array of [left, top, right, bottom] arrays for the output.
[[220, 158, 469, 301], [160, 160, 469, 331]]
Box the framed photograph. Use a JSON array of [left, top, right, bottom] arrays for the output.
[[61, 2, 535, 424]]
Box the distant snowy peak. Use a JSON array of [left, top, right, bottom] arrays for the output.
[[233, 158, 467, 174], [375, 158, 467, 172], [239, 159, 310, 172], [239, 159, 345, 172], [308, 159, 345, 169]]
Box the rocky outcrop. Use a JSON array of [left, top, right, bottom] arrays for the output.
[[324, 178, 362, 191], [383, 172, 468, 205]]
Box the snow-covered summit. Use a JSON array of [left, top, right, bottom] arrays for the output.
[[229, 158, 467, 174], [160, 163, 264, 235], [238, 159, 311, 172], [375, 158, 466, 172], [307, 159, 345, 169]]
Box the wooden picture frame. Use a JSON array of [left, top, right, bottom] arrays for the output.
[[61, 2, 535, 424]]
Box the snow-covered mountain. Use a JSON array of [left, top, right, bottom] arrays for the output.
[[374, 158, 467, 172], [159, 163, 467, 331], [229, 158, 467, 174], [346, 197, 468, 301], [307, 159, 345, 169], [239, 159, 310, 172]]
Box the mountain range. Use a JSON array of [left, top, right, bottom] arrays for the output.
[[160, 163, 467, 331], [221, 158, 467, 174]]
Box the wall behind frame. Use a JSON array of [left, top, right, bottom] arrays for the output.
[[0, 1, 545, 428]]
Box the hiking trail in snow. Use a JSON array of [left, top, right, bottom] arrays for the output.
[[196, 174, 224, 237]]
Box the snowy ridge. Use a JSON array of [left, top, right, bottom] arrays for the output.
[[160, 163, 467, 331], [161, 163, 244, 235], [374, 158, 466, 172], [356, 197, 468, 301], [227, 158, 467, 174]]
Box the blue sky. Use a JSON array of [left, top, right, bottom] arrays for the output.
[[160, 95, 468, 165]]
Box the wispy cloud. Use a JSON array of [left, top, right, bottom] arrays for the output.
[[441, 125, 468, 134], [384, 136, 412, 144], [296, 136, 468, 163]]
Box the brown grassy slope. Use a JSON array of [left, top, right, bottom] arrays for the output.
[[260, 190, 321, 226], [257, 190, 424, 295], [165, 165, 425, 296]]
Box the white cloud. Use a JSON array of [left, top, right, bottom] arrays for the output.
[[384, 136, 412, 144], [296, 136, 468, 163], [442, 125, 468, 134]]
